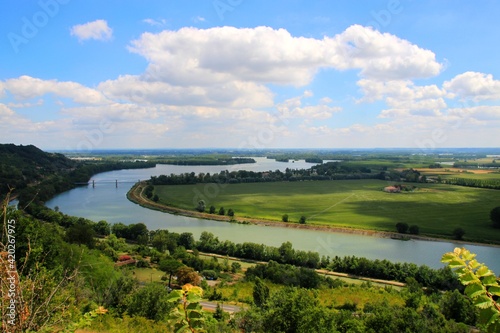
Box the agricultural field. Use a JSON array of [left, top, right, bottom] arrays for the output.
[[154, 179, 500, 243], [417, 168, 500, 181]]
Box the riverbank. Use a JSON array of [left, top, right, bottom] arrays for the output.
[[127, 182, 500, 248]]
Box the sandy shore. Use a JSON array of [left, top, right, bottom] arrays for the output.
[[127, 182, 500, 248]]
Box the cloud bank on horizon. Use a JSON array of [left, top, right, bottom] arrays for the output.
[[1, 0, 499, 150]]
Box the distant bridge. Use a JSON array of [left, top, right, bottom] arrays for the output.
[[75, 179, 144, 188]]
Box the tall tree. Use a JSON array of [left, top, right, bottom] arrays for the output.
[[253, 277, 269, 308], [94, 220, 111, 236], [453, 227, 465, 240], [176, 266, 201, 286], [197, 200, 206, 212], [396, 222, 409, 234], [159, 259, 184, 289], [490, 206, 500, 228], [179, 232, 195, 249], [66, 220, 96, 248]]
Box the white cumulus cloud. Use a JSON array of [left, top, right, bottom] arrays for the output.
[[128, 25, 443, 87], [70, 19, 113, 42], [277, 91, 341, 120], [98, 74, 273, 108], [443, 71, 500, 101], [4, 76, 110, 105], [358, 79, 447, 118]]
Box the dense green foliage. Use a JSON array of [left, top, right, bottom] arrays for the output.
[[443, 177, 500, 190], [235, 286, 471, 333], [246, 261, 322, 289]]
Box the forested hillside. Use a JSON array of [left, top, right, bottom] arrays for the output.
[[0, 143, 154, 205], [0, 144, 76, 195]]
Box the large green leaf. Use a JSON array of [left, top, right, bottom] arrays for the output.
[[169, 309, 183, 319], [474, 295, 494, 309], [465, 283, 486, 298], [461, 249, 476, 261], [188, 310, 204, 319], [175, 323, 190, 333], [487, 285, 500, 297], [477, 265, 494, 277], [441, 253, 456, 263], [186, 292, 202, 303], [482, 275, 499, 287], [468, 259, 481, 270], [448, 259, 466, 269], [460, 271, 480, 285], [186, 302, 201, 310], [168, 290, 184, 302]]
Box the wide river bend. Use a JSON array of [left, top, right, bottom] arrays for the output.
[[46, 158, 500, 272]]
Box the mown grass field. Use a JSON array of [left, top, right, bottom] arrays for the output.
[[131, 267, 165, 283], [154, 179, 500, 242]]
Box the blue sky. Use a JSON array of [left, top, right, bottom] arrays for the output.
[[1, 0, 500, 151]]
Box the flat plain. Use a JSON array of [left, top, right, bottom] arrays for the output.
[[154, 179, 500, 243]]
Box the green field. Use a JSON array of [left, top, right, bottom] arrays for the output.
[[417, 168, 500, 181], [154, 179, 500, 243], [131, 267, 165, 283]]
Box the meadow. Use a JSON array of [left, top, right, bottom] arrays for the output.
[[154, 179, 500, 243], [213, 280, 405, 310]]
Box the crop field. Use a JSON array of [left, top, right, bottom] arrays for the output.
[[417, 168, 500, 180], [154, 179, 500, 242]]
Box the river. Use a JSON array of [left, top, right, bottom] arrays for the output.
[[46, 157, 500, 272]]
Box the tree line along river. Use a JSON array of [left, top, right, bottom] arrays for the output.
[[46, 157, 500, 273]]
